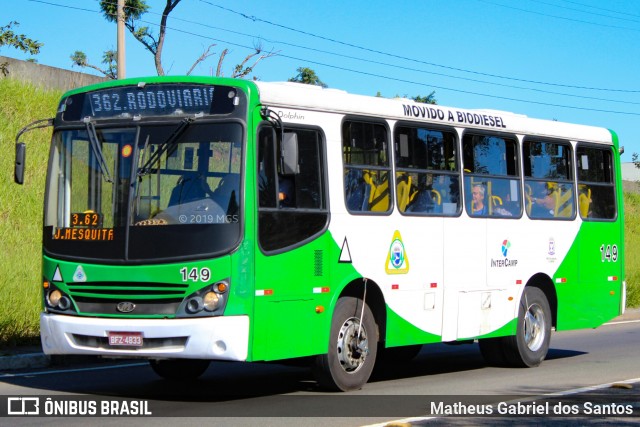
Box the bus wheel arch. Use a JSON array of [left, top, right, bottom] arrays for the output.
[[337, 278, 387, 341], [526, 273, 558, 330]]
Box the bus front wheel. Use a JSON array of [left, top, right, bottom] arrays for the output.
[[149, 358, 210, 380], [313, 296, 378, 391]]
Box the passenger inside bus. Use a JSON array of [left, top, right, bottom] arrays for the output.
[[529, 182, 556, 217], [278, 176, 296, 208], [168, 171, 215, 207], [471, 183, 487, 215], [212, 173, 239, 215]]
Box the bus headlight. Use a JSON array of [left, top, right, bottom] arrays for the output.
[[48, 290, 62, 306], [186, 296, 204, 313], [177, 279, 230, 317], [47, 289, 71, 311], [203, 291, 220, 311]]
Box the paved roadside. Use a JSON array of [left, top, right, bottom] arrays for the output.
[[1, 309, 639, 372]]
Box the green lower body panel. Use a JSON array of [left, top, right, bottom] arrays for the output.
[[385, 306, 441, 347]]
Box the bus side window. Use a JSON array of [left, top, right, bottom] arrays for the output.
[[342, 120, 391, 214], [257, 126, 328, 252], [394, 125, 460, 216], [463, 133, 521, 218], [577, 145, 616, 220], [523, 139, 574, 220]]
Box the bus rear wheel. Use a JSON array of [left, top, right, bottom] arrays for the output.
[[313, 296, 378, 391], [149, 358, 210, 380], [505, 286, 551, 367], [479, 287, 551, 367]]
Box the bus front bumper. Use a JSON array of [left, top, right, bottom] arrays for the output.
[[40, 313, 249, 361]]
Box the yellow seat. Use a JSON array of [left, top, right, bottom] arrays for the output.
[[363, 170, 390, 212], [552, 185, 573, 218], [431, 189, 441, 205], [578, 185, 592, 217], [524, 183, 533, 214], [396, 174, 413, 212]]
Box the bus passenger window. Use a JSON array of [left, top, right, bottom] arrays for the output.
[[394, 125, 460, 216], [343, 121, 391, 213], [463, 133, 521, 218], [577, 145, 616, 220], [523, 140, 574, 220]]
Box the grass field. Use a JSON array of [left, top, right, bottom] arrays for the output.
[[0, 78, 62, 346], [0, 78, 638, 347]]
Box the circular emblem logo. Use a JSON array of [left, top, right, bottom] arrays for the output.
[[391, 239, 405, 268], [116, 302, 136, 313]]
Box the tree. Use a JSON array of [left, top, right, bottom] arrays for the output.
[[73, 0, 274, 79], [71, 50, 117, 79], [288, 67, 327, 88], [377, 91, 438, 104], [0, 21, 42, 76], [412, 91, 437, 104]]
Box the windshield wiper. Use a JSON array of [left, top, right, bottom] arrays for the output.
[[84, 117, 113, 183], [137, 117, 194, 178]]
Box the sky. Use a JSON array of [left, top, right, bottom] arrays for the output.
[[5, 0, 640, 159]]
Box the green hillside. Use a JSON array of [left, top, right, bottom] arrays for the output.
[[0, 78, 62, 346], [0, 78, 637, 347]]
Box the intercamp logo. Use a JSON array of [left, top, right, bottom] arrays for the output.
[[7, 397, 40, 415]]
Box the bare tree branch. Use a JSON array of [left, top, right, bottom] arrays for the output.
[[232, 44, 279, 78], [186, 44, 216, 76], [216, 48, 228, 77]]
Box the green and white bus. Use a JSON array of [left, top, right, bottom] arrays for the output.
[[14, 76, 625, 391]]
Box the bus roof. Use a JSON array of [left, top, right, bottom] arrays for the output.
[[254, 81, 614, 146]]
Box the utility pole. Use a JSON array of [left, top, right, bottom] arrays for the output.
[[117, 0, 126, 79]]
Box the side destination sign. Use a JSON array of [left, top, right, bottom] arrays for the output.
[[402, 104, 507, 129]]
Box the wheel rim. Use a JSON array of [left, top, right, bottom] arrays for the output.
[[524, 302, 546, 351], [336, 316, 369, 373]]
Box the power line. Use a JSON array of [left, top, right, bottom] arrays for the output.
[[272, 52, 640, 117], [530, 0, 640, 24], [131, 18, 640, 117], [89, 0, 633, 106], [558, 0, 640, 20], [198, 0, 640, 93], [23, 0, 640, 116], [477, 0, 640, 33]]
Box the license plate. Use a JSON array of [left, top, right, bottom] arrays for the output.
[[108, 331, 143, 347]]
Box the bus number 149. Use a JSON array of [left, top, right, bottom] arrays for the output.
[[600, 244, 618, 262], [180, 267, 211, 282]]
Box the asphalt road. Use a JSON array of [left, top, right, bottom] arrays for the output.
[[0, 314, 638, 426]]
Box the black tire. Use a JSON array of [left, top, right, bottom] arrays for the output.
[[149, 359, 210, 380], [313, 296, 378, 391], [479, 287, 551, 368], [504, 287, 551, 367]]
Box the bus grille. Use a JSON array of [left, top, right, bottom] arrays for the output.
[[65, 282, 188, 316]]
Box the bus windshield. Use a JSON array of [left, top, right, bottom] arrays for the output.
[[43, 121, 243, 262]]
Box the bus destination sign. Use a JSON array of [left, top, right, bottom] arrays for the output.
[[87, 84, 215, 118], [60, 83, 243, 120]]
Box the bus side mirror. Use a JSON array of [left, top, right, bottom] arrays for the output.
[[15, 142, 26, 185], [281, 132, 299, 175]]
